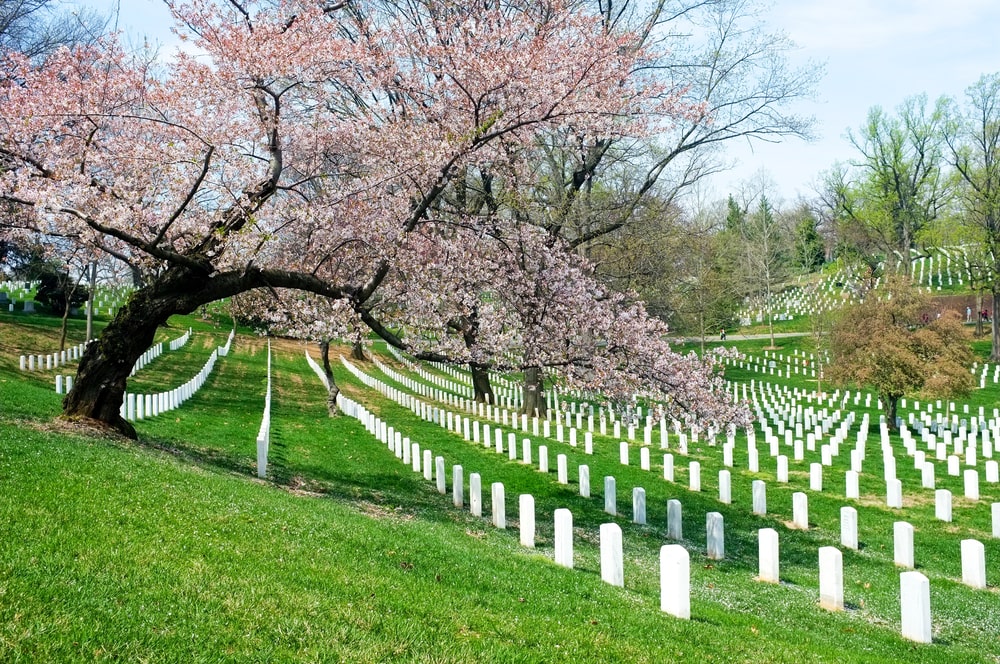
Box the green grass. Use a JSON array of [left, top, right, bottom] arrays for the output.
[[1, 313, 999, 662]]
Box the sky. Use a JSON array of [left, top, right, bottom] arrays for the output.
[[78, 0, 1000, 204]]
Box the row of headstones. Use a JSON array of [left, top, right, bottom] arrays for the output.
[[759, 378, 996, 488], [257, 340, 272, 479], [373, 352, 693, 452], [130, 342, 165, 376], [20, 340, 91, 371], [344, 354, 995, 643], [363, 349, 992, 544], [386, 346, 525, 409], [168, 327, 192, 352], [394, 427, 954, 646], [120, 347, 222, 423]]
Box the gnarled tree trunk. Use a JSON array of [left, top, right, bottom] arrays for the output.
[[470, 362, 494, 404], [351, 339, 366, 361], [521, 366, 546, 419], [63, 282, 179, 438]]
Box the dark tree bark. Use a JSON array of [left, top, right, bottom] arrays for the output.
[[470, 362, 494, 404], [992, 289, 1000, 362], [319, 339, 340, 416], [458, 306, 493, 403], [882, 393, 900, 432], [63, 282, 174, 438], [521, 366, 546, 418], [62, 264, 353, 438], [351, 339, 366, 361]]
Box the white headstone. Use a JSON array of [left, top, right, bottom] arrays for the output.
[[659, 545, 690, 620], [663, 454, 674, 482], [792, 492, 808, 530], [706, 512, 724, 560], [964, 469, 980, 500], [776, 455, 789, 483], [519, 494, 535, 547], [436, 456, 446, 494], [667, 499, 682, 540], [453, 465, 464, 508], [894, 521, 914, 568], [752, 480, 766, 515], [993, 502, 1000, 539], [604, 476, 616, 516], [841, 506, 858, 550], [758, 528, 779, 583], [619, 441, 629, 465], [470, 473, 482, 517], [845, 470, 859, 500], [900, 571, 932, 643], [818, 546, 844, 611], [491, 482, 506, 529], [538, 445, 548, 473], [810, 462, 823, 492], [935, 489, 952, 522], [557, 454, 568, 485], [961, 539, 986, 589], [522, 439, 532, 465], [886, 478, 902, 509], [689, 461, 701, 492], [579, 465, 590, 498], [554, 508, 573, 568], [718, 470, 731, 504], [600, 523, 624, 587]]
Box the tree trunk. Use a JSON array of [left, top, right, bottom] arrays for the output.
[[976, 291, 984, 338], [351, 339, 366, 361], [63, 287, 174, 438], [59, 295, 71, 353], [470, 362, 495, 404], [460, 307, 494, 403], [883, 393, 899, 432], [85, 261, 96, 342], [319, 339, 340, 416], [521, 366, 546, 418], [991, 288, 1000, 362]]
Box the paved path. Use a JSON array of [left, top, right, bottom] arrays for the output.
[[671, 332, 809, 344]]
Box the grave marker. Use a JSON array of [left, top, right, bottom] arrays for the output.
[[491, 483, 506, 529], [633, 487, 646, 525], [900, 572, 932, 644], [894, 521, 914, 568], [667, 499, 682, 540], [600, 523, 624, 587], [604, 477, 617, 516], [554, 508, 573, 568], [470, 473, 482, 517], [792, 492, 808, 529], [453, 465, 464, 508], [841, 506, 858, 550], [706, 512, 724, 560], [659, 545, 690, 619], [818, 547, 844, 611], [758, 528, 779, 583], [519, 495, 535, 547]]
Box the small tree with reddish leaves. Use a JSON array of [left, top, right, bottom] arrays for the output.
[[827, 277, 973, 430]]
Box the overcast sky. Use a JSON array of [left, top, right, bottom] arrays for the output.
[[81, 0, 1000, 205]]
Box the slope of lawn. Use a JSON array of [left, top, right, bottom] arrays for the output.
[[0, 310, 998, 663]]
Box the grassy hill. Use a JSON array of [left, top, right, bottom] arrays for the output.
[[1, 310, 998, 663]]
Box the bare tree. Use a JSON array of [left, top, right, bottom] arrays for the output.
[[944, 73, 1000, 359], [0, 0, 106, 59]]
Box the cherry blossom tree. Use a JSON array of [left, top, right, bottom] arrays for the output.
[[2, 0, 682, 437]]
